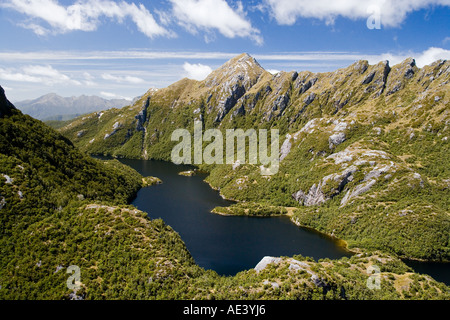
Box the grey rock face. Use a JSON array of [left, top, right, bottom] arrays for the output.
[[271, 93, 290, 113], [386, 58, 416, 96], [329, 132, 346, 149], [135, 97, 150, 132], [205, 54, 265, 123], [296, 77, 318, 95], [254, 256, 282, 272], [362, 71, 376, 85], [293, 183, 328, 206], [375, 60, 391, 97], [0, 196, 6, 210], [303, 92, 316, 106], [77, 130, 86, 138], [215, 83, 247, 122], [279, 134, 292, 162], [2, 174, 13, 184], [104, 123, 122, 140], [293, 165, 358, 206], [340, 179, 377, 206]]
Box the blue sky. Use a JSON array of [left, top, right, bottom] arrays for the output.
[[0, 0, 449, 101]]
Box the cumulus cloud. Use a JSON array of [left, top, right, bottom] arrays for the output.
[[0, 65, 80, 85], [267, 69, 281, 75], [170, 0, 263, 45], [1, 0, 172, 38], [101, 73, 145, 84], [264, 0, 450, 27], [369, 47, 450, 67], [183, 62, 212, 80]]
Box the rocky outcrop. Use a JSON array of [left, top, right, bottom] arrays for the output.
[[295, 74, 317, 95], [279, 134, 292, 161], [340, 179, 377, 207], [362, 60, 391, 96], [0, 86, 16, 118], [104, 121, 122, 140], [254, 256, 330, 290], [214, 83, 247, 122], [254, 256, 282, 272], [1, 174, 13, 184], [385, 58, 417, 96], [0, 196, 6, 210], [293, 165, 358, 206], [204, 53, 266, 123], [135, 97, 150, 132]]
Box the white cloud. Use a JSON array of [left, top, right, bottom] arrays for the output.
[[1, 0, 172, 38], [406, 47, 450, 66], [0, 68, 42, 83], [100, 91, 132, 100], [101, 73, 145, 84], [170, 0, 263, 45], [81, 72, 97, 86], [267, 69, 280, 75], [367, 47, 450, 67], [264, 0, 450, 27], [183, 62, 212, 80], [0, 65, 80, 85], [0, 50, 239, 62], [1, 48, 448, 68]]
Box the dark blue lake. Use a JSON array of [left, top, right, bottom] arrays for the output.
[[120, 159, 351, 276], [119, 159, 449, 285]]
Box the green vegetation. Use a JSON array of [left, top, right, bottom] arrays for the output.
[[3, 56, 449, 299], [213, 202, 288, 217], [142, 176, 163, 187], [4, 107, 447, 300], [178, 170, 196, 177]]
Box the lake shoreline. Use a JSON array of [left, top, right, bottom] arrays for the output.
[[103, 156, 448, 284]]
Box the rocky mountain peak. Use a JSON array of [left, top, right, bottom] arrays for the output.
[[384, 57, 419, 96], [202, 53, 267, 122], [204, 53, 266, 88], [0, 86, 16, 118]]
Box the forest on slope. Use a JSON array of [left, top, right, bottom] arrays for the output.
[[2, 83, 449, 300]]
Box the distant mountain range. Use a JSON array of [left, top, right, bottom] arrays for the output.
[[14, 93, 131, 121]]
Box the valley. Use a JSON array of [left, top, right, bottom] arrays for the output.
[[1, 52, 449, 300], [59, 53, 450, 264]]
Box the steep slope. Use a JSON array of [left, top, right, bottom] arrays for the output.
[[0, 86, 191, 299], [15, 93, 131, 120], [59, 55, 450, 262]]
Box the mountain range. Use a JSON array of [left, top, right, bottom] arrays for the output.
[[14, 93, 131, 121], [60, 53, 449, 263], [1, 52, 449, 300]]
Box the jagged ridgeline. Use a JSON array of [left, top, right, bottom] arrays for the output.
[[60, 54, 449, 262]]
